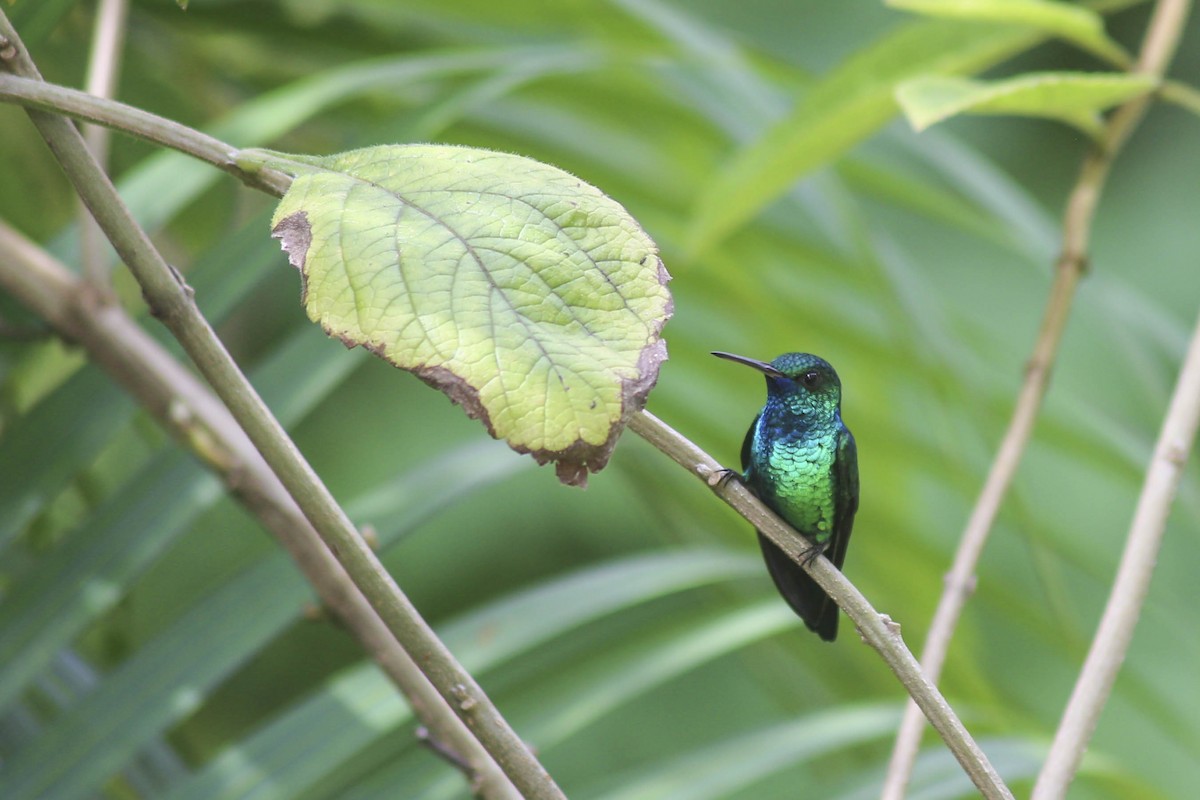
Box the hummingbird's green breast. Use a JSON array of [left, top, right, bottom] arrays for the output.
[[752, 423, 841, 546]]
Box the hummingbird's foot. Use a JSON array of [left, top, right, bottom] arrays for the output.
[[800, 538, 828, 567], [708, 467, 741, 488]]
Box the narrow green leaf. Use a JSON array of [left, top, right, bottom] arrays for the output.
[[5, 0, 78, 47], [896, 71, 1157, 135], [50, 46, 605, 262], [258, 144, 672, 486], [441, 550, 760, 677], [896, 128, 1060, 262], [161, 550, 760, 800], [524, 603, 796, 747], [0, 212, 286, 553], [882, 739, 1043, 800], [0, 455, 219, 711], [0, 554, 301, 800], [591, 706, 902, 800], [357, 602, 800, 799], [886, 0, 1131, 66], [687, 19, 1044, 255], [0, 367, 132, 550], [0, 441, 526, 800], [836, 158, 1013, 248], [0, 324, 368, 712]]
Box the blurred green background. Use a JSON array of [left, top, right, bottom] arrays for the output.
[[1, 1, 1198, 798]]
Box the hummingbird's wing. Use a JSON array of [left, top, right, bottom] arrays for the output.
[[827, 426, 859, 572], [739, 414, 757, 475], [791, 426, 859, 640]]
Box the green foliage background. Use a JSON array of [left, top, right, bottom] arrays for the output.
[[1, 1, 1198, 798]]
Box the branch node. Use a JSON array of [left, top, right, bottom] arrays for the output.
[[943, 572, 978, 598], [416, 725, 475, 773], [1023, 356, 1051, 384], [1056, 251, 1090, 277], [359, 523, 379, 550], [451, 683, 479, 712], [0, 36, 16, 61], [167, 262, 196, 298], [1164, 439, 1189, 465]]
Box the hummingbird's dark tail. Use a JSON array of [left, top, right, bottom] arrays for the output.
[[757, 533, 838, 641]]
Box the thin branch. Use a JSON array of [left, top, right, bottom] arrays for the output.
[[0, 219, 521, 800], [1032, 330, 1200, 796], [628, 412, 1014, 800], [1031, 307, 1200, 796], [79, 0, 128, 284], [0, 72, 291, 195], [880, 1, 1194, 796], [0, 14, 562, 800]]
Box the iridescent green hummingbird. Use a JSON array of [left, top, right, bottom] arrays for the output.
[[712, 351, 859, 641]]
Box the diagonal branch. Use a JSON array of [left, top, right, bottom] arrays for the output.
[[628, 412, 1014, 800], [881, 1, 1194, 796], [0, 219, 521, 800], [0, 13, 561, 800]]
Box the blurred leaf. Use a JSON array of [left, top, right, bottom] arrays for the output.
[[0, 367, 132, 550], [50, 46, 603, 261], [686, 19, 1043, 255], [161, 550, 760, 800], [894, 127, 1060, 263], [0, 320, 376, 715], [886, 0, 1131, 65], [261, 144, 672, 486], [590, 705, 902, 800], [828, 738, 1044, 800], [5, 0, 78, 47], [409, 602, 798, 798], [525, 602, 796, 746], [837, 158, 1012, 248], [0, 454, 219, 711], [896, 71, 1156, 135], [0, 439, 527, 800]]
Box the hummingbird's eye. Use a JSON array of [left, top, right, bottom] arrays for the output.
[[800, 370, 821, 388]]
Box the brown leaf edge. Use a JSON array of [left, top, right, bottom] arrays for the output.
[[272, 211, 673, 488]]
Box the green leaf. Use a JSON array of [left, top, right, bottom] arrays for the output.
[[161, 550, 759, 800], [0, 367, 132, 549], [896, 71, 1157, 135], [686, 19, 1044, 255], [593, 706, 902, 800], [886, 0, 1131, 66], [258, 144, 672, 486], [49, 46, 600, 262], [0, 440, 527, 800], [364, 601, 800, 798]]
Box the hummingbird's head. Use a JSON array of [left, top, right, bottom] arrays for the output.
[[712, 351, 842, 415]]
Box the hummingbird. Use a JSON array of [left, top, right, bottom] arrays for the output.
[[712, 351, 859, 641]]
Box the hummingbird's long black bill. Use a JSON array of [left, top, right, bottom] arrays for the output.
[[711, 351, 786, 379]]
